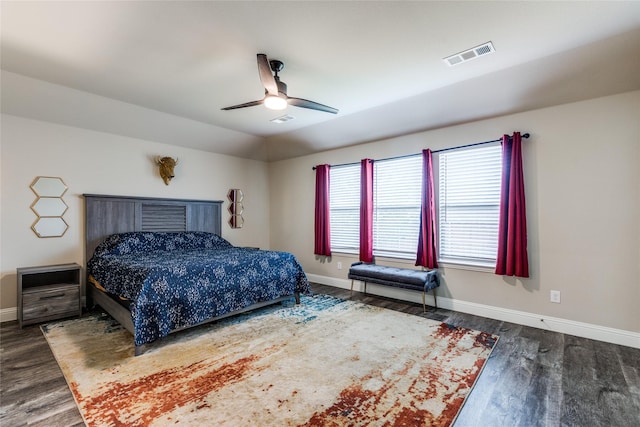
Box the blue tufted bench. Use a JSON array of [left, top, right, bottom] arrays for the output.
[[348, 262, 440, 312]]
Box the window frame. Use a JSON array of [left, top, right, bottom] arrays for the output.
[[372, 156, 422, 259], [327, 143, 503, 270], [328, 164, 360, 254], [436, 143, 502, 268]]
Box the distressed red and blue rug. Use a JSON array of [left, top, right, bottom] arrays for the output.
[[42, 294, 497, 426]]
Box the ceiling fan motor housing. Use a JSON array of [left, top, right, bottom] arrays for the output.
[[269, 60, 284, 74]]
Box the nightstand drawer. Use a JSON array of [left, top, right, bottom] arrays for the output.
[[22, 284, 80, 322]]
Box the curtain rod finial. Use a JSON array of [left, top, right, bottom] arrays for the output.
[[522, 133, 530, 138]]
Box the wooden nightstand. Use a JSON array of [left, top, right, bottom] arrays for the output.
[[17, 263, 82, 328]]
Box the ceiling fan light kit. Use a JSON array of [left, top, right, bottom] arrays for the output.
[[221, 54, 338, 115], [264, 95, 287, 110]]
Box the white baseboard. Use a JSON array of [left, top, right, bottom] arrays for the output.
[[307, 274, 640, 349], [0, 307, 17, 323], [5, 276, 637, 349]]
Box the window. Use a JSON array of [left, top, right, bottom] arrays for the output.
[[373, 156, 422, 258], [328, 143, 502, 266], [329, 158, 422, 258], [329, 165, 360, 252], [438, 144, 502, 266]]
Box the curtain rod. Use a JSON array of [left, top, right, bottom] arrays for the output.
[[312, 132, 530, 170]]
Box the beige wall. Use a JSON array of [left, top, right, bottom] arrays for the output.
[[2, 92, 638, 338], [0, 114, 271, 311], [269, 91, 640, 334]]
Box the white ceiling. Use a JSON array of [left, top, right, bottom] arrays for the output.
[[2, 1, 640, 161]]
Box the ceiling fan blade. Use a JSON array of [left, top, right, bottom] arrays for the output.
[[220, 99, 264, 111], [257, 54, 278, 96], [288, 97, 339, 114]]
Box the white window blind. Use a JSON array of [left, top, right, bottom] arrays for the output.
[[373, 156, 422, 258], [329, 165, 360, 252], [438, 144, 502, 265]]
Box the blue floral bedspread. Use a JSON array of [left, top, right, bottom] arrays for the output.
[[87, 232, 311, 346]]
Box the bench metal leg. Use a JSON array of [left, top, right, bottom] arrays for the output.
[[423, 288, 438, 312], [350, 280, 367, 296]]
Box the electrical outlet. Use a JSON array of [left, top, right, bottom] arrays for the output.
[[337, 262, 342, 270], [550, 290, 561, 304]]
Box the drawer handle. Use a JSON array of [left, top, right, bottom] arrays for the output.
[[40, 293, 66, 300]]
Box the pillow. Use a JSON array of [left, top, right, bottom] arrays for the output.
[[92, 231, 232, 257]]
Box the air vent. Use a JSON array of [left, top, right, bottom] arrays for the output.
[[444, 41, 495, 66], [270, 114, 296, 124]]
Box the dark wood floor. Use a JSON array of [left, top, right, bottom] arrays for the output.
[[2, 283, 639, 426]]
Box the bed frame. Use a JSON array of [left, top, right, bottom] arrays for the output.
[[84, 194, 298, 355]]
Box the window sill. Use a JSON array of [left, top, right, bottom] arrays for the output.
[[328, 250, 359, 257], [374, 255, 416, 266], [327, 252, 495, 274], [438, 259, 495, 273], [328, 251, 416, 266]]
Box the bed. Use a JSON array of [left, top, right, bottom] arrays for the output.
[[84, 194, 310, 355]]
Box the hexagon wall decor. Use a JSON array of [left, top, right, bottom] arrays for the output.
[[29, 176, 69, 237], [227, 189, 244, 229]]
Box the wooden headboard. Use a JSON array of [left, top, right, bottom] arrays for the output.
[[84, 194, 223, 264]]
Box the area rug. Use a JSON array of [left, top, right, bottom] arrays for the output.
[[41, 294, 498, 426]]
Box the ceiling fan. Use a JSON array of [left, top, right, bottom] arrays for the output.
[[221, 54, 338, 114]]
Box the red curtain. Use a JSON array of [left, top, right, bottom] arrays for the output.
[[415, 149, 438, 269], [314, 164, 332, 256], [360, 159, 374, 263], [495, 132, 529, 277]]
